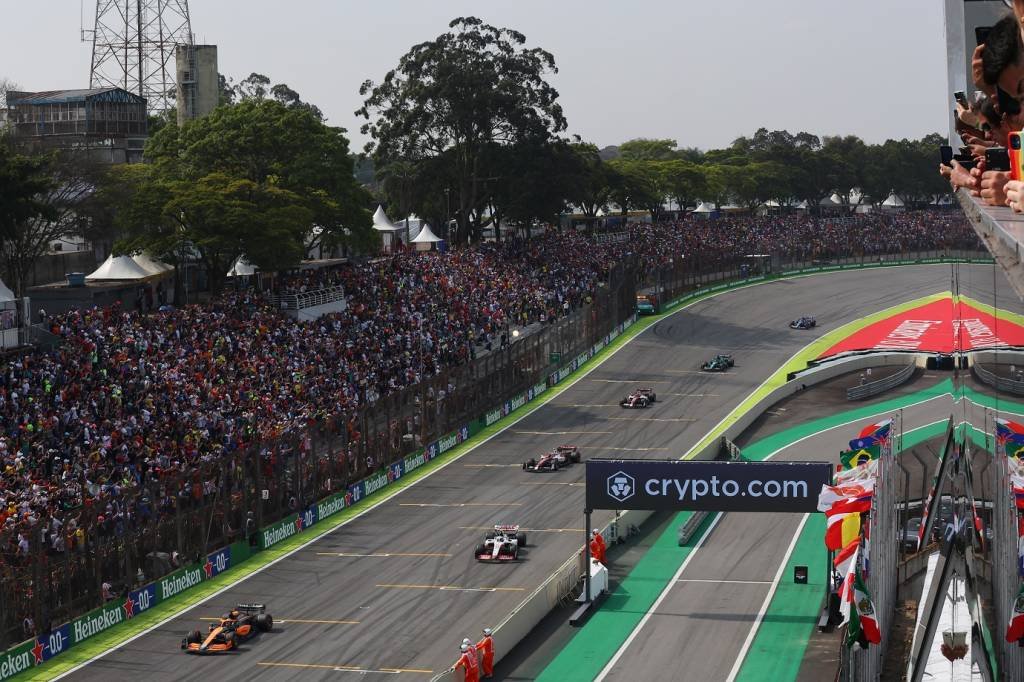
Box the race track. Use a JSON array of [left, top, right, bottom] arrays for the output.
[[61, 264, 1012, 681]]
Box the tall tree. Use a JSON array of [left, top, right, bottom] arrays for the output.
[[357, 16, 567, 245], [618, 138, 679, 161]]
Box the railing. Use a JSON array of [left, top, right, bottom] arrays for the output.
[[591, 231, 629, 244], [972, 362, 1024, 396], [272, 284, 346, 311], [846, 362, 916, 400]]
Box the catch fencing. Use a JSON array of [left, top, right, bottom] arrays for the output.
[[972, 362, 1024, 396], [846, 362, 916, 400], [991, 436, 1024, 676]]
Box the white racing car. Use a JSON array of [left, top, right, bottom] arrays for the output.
[[474, 524, 528, 562]]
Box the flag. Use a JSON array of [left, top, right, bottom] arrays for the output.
[[1006, 583, 1024, 643], [846, 566, 881, 648], [997, 418, 1024, 449], [1009, 442, 1024, 461], [835, 542, 860, 622], [1019, 535, 1024, 578], [825, 512, 861, 551], [834, 459, 878, 484], [825, 495, 872, 517], [849, 419, 891, 450], [840, 445, 880, 470], [862, 519, 871, 577], [817, 481, 875, 512]]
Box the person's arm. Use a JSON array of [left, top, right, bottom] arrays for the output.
[[980, 170, 1012, 206], [1006, 179, 1024, 212]]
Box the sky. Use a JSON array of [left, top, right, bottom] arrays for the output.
[[0, 0, 949, 153]]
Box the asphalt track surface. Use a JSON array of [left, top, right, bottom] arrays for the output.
[[62, 264, 1016, 682]]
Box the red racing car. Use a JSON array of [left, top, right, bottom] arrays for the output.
[[523, 445, 582, 472], [181, 604, 273, 654], [620, 388, 657, 408]]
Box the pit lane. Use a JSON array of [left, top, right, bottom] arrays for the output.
[[57, 264, 1002, 681]]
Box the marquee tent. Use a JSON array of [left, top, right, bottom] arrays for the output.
[[881, 192, 906, 210], [0, 279, 14, 302], [692, 201, 715, 214], [372, 205, 402, 232], [86, 255, 151, 281], [410, 222, 443, 245], [132, 253, 174, 275]]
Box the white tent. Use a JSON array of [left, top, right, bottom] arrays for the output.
[[226, 256, 257, 277], [372, 205, 402, 232], [881, 192, 906, 209], [692, 201, 715, 214], [818, 195, 842, 208], [0, 279, 14, 302], [132, 253, 174, 276], [86, 255, 151, 281], [410, 222, 443, 244], [794, 200, 809, 210]]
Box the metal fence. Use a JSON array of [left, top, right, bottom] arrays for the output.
[[0, 260, 637, 648], [990, 434, 1024, 676], [272, 284, 347, 311], [973, 363, 1024, 396], [846, 363, 916, 400]]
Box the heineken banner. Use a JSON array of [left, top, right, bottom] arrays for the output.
[[0, 641, 34, 681]]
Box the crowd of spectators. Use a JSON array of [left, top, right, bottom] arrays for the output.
[[0, 209, 974, 578]]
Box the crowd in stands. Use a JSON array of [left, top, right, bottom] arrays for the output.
[[0, 209, 977, 573]]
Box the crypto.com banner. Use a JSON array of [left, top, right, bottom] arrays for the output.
[[585, 459, 832, 513]]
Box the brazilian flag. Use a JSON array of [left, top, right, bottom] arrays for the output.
[[1009, 442, 1024, 461], [840, 445, 880, 469]]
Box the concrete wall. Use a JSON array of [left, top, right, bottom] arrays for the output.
[[23, 250, 98, 289], [176, 44, 219, 126]]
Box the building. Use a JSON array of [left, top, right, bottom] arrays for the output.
[[6, 87, 147, 163], [176, 44, 219, 126]]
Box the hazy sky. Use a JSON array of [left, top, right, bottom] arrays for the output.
[[1, 0, 948, 152]]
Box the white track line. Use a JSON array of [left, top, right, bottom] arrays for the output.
[[593, 513, 723, 682], [724, 514, 810, 682]]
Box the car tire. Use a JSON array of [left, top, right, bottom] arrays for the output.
[[474, 543, 487, 558], [650, 394, 657, 402], [517, 532, 527, 547], [187, 630, 203, 644], [255, 613, 273, 632]]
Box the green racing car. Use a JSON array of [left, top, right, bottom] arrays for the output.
[[700, 354, 735, 372]]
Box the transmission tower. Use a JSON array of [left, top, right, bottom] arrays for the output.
[[84, 0, 193, 114]]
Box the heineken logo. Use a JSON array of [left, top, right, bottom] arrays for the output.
[[261, 521, 297, 549], [485, 409, 502, 426], [509, 394, 526, 411], [318, 495, 346, 520], [160, 566, 204, 599], [437, 433, 458, 454], [404, 452, 426, 473], [0, 650, 31, 679], [364, 472, 388, 495], [73, 606, 124, 643]]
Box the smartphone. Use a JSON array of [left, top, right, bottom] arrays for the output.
[[1011, 132, 1023, 180], [940, 145, 954, 167], [976, 25, 992, 45], [986, 146, 1011, 171], [954, 91, 969, 108]]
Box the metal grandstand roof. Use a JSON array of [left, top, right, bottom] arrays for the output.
[[8, 88, 145, 105]]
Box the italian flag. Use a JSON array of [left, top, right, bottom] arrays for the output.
[[846, 566, 881, 648]]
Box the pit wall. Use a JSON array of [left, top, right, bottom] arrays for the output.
[[7, 256, 983, 681]]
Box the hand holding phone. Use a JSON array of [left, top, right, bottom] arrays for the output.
[[986, 146, 1011, 171], [1010, 132, 1023, 180]]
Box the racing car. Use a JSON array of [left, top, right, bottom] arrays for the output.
[[522, 444, 583, 471], [701, 354, 734, 372], [619, 388, 657, 408], [474, 524, 528, 562], [789, 316, 816, 330], [181, 604, 273, 654]]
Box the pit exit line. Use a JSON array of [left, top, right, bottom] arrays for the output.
[[257, 661, 433, 675]]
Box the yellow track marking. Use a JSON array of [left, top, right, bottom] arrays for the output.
[[315, 552, 450, 558], [511, 430, 613, 435], [590, 446, 670, 451], [201, 617, 359, 624], [398, 502, 521, 507], [375, 583, 525, 592], [524, 481, 584, 487], [590, 379, 673, 383], [459, 525, 583, 533], [606, 417, 697, 422], [257, 661, 432, 674], [463, 463, 522, 468]]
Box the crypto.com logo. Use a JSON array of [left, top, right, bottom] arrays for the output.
[[607, 471, 636, 503]]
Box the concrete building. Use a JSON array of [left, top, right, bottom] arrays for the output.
[[6, 88, 147, 163], [176, 44, 219, 126]]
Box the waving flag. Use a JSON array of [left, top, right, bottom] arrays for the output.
[[825, 512, 861, 551], [846, 566, 881, 648], [1010, 442, 1024, 461], [1007, 583, 1024, 643], [817, 481, 875, 513], [996, 418, 1024, 446], [840, 445, 880, 470], [835, 459, 878, 484], [849, 419, 891, 450], [835, 541, 860, 622]]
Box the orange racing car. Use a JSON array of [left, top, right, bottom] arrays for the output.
[[181, 603, 273, 654]]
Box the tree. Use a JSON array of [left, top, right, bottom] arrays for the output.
[[357, 16, 567, 245], [618, 138, 679, 161], [566, 142, 619, 230], [0, 144, 96, 296]]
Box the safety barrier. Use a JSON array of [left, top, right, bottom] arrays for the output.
[[972, 362, 1024, 396], [272, 284, 346, 310], [846, 362, 916, 400]]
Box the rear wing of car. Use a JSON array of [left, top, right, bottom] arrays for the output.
[[236, 603, 266, 613], [556, 445, 578, 451], [494, 524, 520, 533]]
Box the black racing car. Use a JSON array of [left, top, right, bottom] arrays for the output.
[[701, 354, 734, 372], [789, 316, 816, 330]]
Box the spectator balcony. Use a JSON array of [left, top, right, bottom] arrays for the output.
[[958, 190, 1024, 297], [272, 284, 347, 321]]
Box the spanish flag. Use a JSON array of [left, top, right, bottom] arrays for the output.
[[825, 512, 861, 551]]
